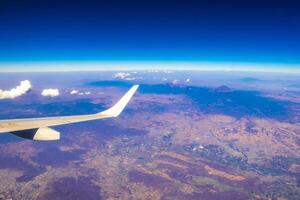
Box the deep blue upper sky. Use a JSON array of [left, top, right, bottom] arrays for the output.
[[0, 0, 299, 64]]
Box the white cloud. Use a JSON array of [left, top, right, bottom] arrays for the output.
[[185, 78, 190, 83], [84, 91, 91, 95], [70, 90, 78, 95], [162, 77, 167, 81], [113, 72, 131, 79], [0, 80, 31, 99], [113, 72, 137, 81], [41, 88, 60, 97]]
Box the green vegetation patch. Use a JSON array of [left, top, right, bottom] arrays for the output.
[[192, 176, 235, 192]]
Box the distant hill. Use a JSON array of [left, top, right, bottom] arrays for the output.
[[214, 85, 232, 93]]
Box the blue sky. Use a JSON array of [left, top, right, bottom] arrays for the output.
[[0, 0, 299, 71]]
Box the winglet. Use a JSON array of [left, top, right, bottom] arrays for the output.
[[99, 85, 139, 117]]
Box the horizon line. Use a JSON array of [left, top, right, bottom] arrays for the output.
[[0, 61, 300, 74]]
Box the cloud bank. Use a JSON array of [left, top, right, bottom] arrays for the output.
[[113, 72, 131, 79], [0, 80, 31, 99], [41, 88, 60, 97], [113, 72, 136, 80]]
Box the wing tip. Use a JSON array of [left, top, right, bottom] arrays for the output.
[[99, 84, 139, 117]]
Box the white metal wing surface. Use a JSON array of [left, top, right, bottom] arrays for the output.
[[0, 85, 139, 141]]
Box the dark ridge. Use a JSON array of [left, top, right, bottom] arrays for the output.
[[87, 80, 133, 88], [0, 99, 105, 119], [35, 100, 105, 116], [139, 84, 298, 122]]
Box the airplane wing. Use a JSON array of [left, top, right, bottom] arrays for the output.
[[0, 85, 139, 141]]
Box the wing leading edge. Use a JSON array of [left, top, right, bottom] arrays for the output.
[[0, 85, 139, 134]]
